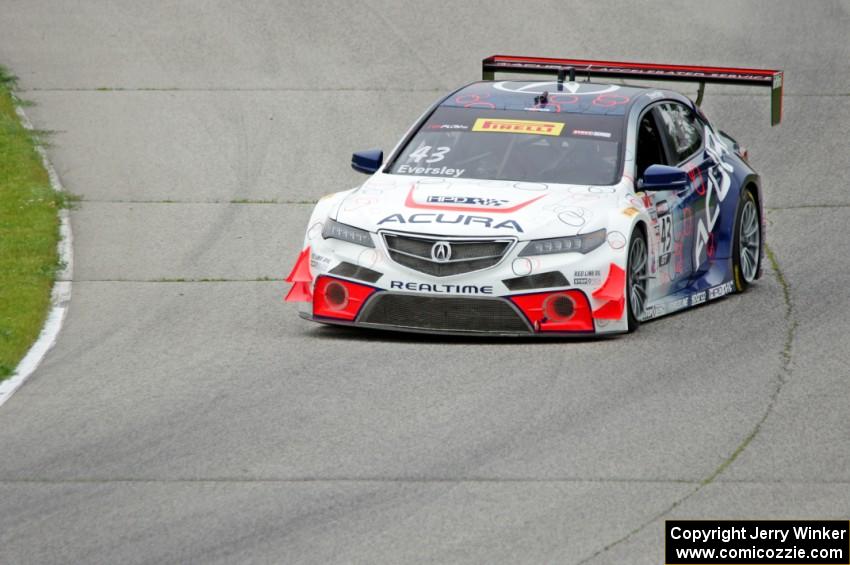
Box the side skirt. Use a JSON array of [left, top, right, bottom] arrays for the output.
[[639, 279, 737, 322]]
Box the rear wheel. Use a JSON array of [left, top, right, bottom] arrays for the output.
[[627, 228, 648, 332], [733, 190, 761, 292]]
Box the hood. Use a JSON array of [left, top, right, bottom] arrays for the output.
[[333, 174, 621, 240]]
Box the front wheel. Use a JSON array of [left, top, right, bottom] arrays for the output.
[[626, 228, 648, 332], [733, 190, 761, 292]]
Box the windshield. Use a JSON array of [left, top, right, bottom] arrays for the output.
[[390, 107, 624, 185]]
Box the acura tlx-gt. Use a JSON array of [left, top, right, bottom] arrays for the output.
[[285, 55, 783, 337]]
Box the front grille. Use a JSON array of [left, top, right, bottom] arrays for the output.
[[383, 233, 512, 277], [359, 294, 531, 333]]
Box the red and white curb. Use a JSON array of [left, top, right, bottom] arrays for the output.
[[0, 104, 74, 408]]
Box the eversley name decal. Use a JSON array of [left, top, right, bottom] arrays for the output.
[[378, 213, 523, 232], [396, 164, 465, 178]]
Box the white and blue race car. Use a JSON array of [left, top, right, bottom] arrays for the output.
[[285, 56, 783, 336]]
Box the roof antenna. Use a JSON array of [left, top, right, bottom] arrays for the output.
[[557, 67, 576, 91]]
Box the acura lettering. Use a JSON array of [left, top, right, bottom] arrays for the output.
[[377, 213, 524, 233]]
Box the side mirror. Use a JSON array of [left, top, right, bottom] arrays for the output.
[[639, 164, 689, 191], [351, 149, 383, 174]]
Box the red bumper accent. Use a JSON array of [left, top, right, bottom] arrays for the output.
[[312, 276, 377, 321], [285, 247, 312, 283], [284, 247, 313, 302], [591, 263, 626, 320], [510, 290, 594, 332], [285, 282, 313, 303]]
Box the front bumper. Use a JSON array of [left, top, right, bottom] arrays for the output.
[[302, 275, 618, 337], [300, 302, 603, 338], [295, 231, 629, 336], [307, 291, 542, 336]]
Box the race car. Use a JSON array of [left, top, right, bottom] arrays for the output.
[[285, 55, 783, 336]]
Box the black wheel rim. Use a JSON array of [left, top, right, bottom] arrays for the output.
[[629, 236, 648, 320], [739, 198, 760, 283]]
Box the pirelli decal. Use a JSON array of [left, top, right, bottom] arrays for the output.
[[472, 118, 564, 136]]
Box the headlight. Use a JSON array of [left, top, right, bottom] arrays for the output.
[[321, 218, 375, 248], [518, 229, 606, 257]]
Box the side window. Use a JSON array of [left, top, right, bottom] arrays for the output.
[[635, 109, 667, 179], [656, 102, 703, 163]]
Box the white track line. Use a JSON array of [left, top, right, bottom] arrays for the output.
[[0, 103, 74, 408]]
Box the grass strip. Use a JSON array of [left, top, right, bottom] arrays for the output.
[[0, 67, 64, 380]]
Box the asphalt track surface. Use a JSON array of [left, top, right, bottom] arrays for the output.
[[1, 1, 849, 563]]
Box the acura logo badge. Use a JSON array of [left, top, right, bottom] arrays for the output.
[[431, 241, 452, 263]]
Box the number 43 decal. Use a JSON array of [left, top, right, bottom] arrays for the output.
[[408, 145, 451, 164], [660, 214, 673, 254]]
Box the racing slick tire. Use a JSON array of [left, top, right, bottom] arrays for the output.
[[732, 189, 761, 293], [626, 227, 648, 333]]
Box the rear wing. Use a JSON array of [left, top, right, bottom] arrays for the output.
[[482, 55, 784, 126]]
